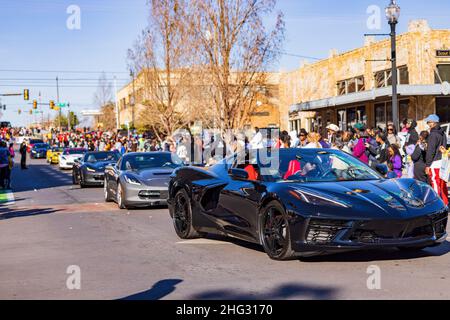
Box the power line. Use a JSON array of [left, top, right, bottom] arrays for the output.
[[0, 69, 129, 74], [269, 50, 322, 61], [0, 78, 129, 81]]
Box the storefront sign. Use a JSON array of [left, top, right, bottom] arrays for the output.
[[437, 50, 450, 57]]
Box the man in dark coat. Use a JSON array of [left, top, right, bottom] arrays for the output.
[[425, 114, 448, 205], [20, 140, 28, 170]]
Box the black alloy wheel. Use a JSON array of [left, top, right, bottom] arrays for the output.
[[173, 189, 202, 239], [260, 201, 295, 260]]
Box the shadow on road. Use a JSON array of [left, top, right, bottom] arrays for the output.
[[120, 279, 183, 300], [300, 241, 450, 263], [190, 283, 339, 300], [0, 206, 62, 220]]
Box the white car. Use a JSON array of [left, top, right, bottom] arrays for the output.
[[59, 148, 87, 170], [441, 123, 450, 147]]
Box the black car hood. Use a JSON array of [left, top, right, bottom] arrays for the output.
[[85, 160, 116, 171], [284, 178, 443, 219]]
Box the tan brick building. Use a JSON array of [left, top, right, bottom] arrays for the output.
[[282, 20, 450, 134], [116, 71, 281, 131], [116, 20, 450, 134]]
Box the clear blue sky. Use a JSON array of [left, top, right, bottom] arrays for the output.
[[0, 0, 449, 127]]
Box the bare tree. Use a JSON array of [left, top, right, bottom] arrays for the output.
[[92, 72, 115, 130], [127, 0, 199, 140], [93, 72, 113, 108], [193, 0, 285, 134]]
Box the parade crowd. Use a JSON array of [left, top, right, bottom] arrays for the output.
[[0, 113, 449, 206]]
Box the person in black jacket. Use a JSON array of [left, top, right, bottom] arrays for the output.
[[19, 140, 28, 170], [424, 114, 448, 205], [374, 132, 390, 165], [411, 131, 429, 183], [404, 119, 419, 150]]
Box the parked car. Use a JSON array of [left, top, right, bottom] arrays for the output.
[[72, 151, 121, 188], [168, 148, 448, 260], [104, 152, 183, 209], [440, 123, 450, 147], [59, 148, 87, 170]]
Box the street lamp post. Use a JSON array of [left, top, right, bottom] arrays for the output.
[[130, 69, 136, 130], [386, 0, 401, 132]]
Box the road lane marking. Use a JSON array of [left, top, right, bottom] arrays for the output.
[[177, 239, 232, 245], [0, 190, 15, 204]]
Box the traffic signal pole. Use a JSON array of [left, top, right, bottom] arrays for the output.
[[56, 76, 61, 130]]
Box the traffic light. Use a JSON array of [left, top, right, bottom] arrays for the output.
[[24, 89, 29, 101], [50, 100, 55, 109], [33, 100, 38, 109], [18, 109, 21, 115], [29, 110, 32, 115]]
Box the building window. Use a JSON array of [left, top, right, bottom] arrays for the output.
[[336, 76, 365, 95], [374, 66, 408, 88], [398, 66, 409, 85], [436, 98, 450, 124], [336, 106, 366, 130], [436, 64, 450, 83], [374, 99, 411, 130]]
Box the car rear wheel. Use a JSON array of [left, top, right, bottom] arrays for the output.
[[259, 201, 296, 261], [79, 173, 86, 188], [104, 179, 112, 202], [173, 189, 203, 239], [117, 183, 128, 209]]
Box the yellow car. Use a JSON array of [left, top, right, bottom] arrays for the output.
[[47, 147, 64, 164]]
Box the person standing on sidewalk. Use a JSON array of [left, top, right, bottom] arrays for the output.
[[20, 139, 28, 170], [0, 141, 10, 189], [424, 114, 448, 205]]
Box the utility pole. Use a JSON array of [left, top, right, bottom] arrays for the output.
[[130, 69, 136, 130], [114, 75, 120, 130], [56, 76, 61, 130]]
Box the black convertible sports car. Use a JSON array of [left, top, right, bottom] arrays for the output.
[[168, 148, 449, 260], [72, 151, 121, 187]]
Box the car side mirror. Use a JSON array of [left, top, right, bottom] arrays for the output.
[[229, 168, 249, 180], [375, 164, 388, 176]]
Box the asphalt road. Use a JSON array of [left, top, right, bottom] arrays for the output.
[[1, 153, 450, 300]]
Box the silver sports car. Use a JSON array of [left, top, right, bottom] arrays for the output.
[[104, 152, 183, 209]]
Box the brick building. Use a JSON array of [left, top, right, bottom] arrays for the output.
[[282, 20, 450, 133]]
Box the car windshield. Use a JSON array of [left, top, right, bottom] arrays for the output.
[[84, 152, 120, 163], [64, 149, 87, 155], [254, 149, 381, 183], [34, 144, 49, 149], [121, 153, 183, 171]]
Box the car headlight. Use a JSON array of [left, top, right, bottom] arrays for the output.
[[86, 167, 96, 173], [290, 189, 350, 208], [124, 175, 141, 186]]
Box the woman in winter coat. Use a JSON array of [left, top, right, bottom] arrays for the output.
[[411, 131, 429, 183], [387, 144, 403, 178], [352, 132, 370, 164]]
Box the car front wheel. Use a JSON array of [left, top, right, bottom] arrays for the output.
[[259, 201, 296, 261], [117, 183, 127, 209], [173, 189, 203, 239]]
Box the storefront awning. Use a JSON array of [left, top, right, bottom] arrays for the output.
[[289, 83, 450, 113]]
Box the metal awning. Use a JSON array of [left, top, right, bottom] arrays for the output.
[[289, 83, 450, 113]]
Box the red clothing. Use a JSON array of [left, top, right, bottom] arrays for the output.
[[429, 168, 449, 205]]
